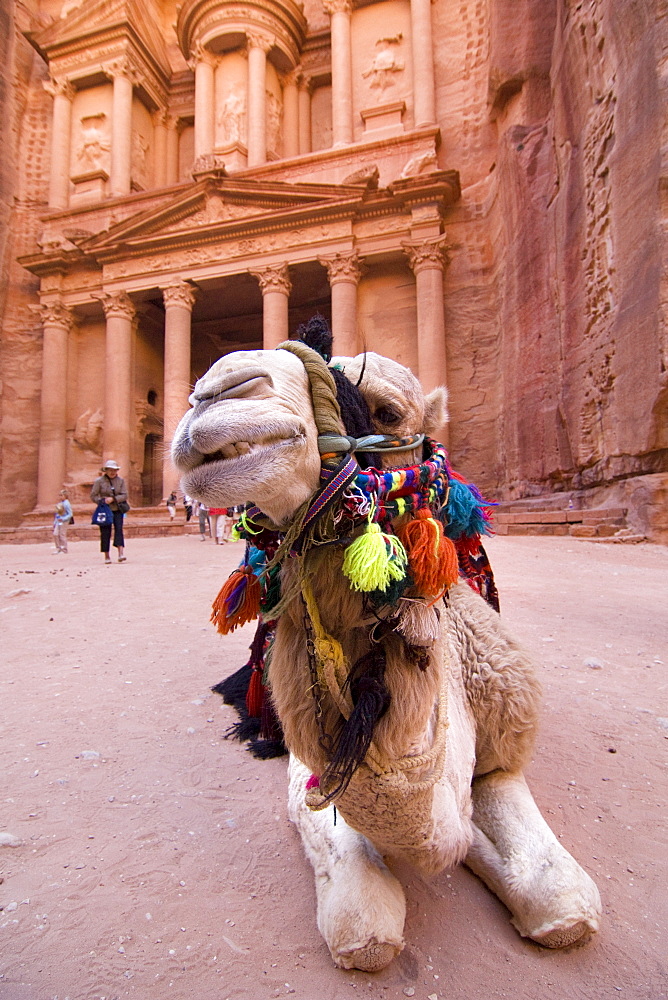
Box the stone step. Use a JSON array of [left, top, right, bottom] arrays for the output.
[[493, 505, 631, 539], [495, 507, 627, 525], [1, 520, 203, 545]]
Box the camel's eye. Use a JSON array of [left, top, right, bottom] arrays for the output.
[[375, 406, 402, 426]]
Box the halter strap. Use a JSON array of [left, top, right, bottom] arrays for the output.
[[317, 433, 425, 455]]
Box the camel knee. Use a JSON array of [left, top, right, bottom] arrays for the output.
[[466, 770, 601, 947], [316, 854, 406, 970]]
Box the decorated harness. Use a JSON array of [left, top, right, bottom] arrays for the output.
[[210, 337, 498, 804]]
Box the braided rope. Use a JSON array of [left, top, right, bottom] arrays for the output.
[[275, 341, 345, 438]]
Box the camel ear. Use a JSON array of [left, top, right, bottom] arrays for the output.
[[423, 387, 449, 435]]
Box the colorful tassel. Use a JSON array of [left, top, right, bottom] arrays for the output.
[[342, 522, 407, 592], [398, 507, 460, 596], [442, 478, 493, 540], [246, 666, 264, 717], [210, 565, 261, 634]]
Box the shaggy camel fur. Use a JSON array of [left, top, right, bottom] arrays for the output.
[[172, 345, 601, 971]]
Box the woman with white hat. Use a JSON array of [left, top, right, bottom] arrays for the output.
[[90, 460, 129, 565]]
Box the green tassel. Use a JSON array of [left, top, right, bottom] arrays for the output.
[[342, 522, 407, 592]]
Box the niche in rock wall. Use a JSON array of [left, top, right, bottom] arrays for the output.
[[352, 0, 413, 142], [215, 50, 248, 167], [179, 124, 195, 182], [265, 60, 283, 160], [69, 84, 112, 203], [68, 320, 106, 486], [311, 84, 332, 151], [358, 262, 418, 373]]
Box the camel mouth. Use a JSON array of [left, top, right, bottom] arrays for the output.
[[198, 433, 303, 466]]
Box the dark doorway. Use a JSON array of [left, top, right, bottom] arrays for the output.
[[141, 433, 163, 506]]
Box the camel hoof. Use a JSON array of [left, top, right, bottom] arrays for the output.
[[335, 939, 402, 972], [530, 919, 596, 949]]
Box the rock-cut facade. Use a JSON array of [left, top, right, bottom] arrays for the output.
[[0, 0, 666, 540]]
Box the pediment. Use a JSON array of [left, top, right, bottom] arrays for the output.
[[81, 177, 368, 255], [161, 193, 267, 234]]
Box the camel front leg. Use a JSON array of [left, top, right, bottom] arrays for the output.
[[288, 756, 406, 971], [465, 770, 602, 947]]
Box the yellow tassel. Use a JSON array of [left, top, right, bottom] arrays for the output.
[[342, 522, 407, 592]]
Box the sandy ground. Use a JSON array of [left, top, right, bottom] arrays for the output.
[[0, 532, 666, 1000]]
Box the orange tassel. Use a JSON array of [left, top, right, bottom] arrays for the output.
[[246, 667, 264, 717], [210, 565, 261, 635], [398, 508, 460, 596]]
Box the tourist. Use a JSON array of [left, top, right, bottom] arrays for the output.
[[183, 493, 193, 522], [208, 506, 228, 544], [195, 501, 210, 541], [52, 488, 73, 553], [90, 460, 128, 565], [165, 490, 177, 520]]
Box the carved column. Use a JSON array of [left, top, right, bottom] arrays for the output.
[[153, 110, 168, 188], [403, 235, 450, 398], [190, 44, 216, 159], [319, 252, 364, 356], [323, 0, 354, 146], [36, 302, 73, 506], [165, 115, 180, 185], [109, 64, 134, 197], [298, 74, 312, 154], [45, 78, 75, 210], [410, 0, 437, 127], [250, 264, 292, 349], [98, 291, 136, 475], [162, 281, 196, 495], [282, 69, 300, 158], [247, 33, 272, 167]]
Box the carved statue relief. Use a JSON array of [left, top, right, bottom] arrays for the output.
[[73, 407, 104, 453], [266, 89, 283, 158], [217, 89, 247, 145], [132, 130, 150, 189], [362, 34, 405, 91], [76, 114, 110, 174]]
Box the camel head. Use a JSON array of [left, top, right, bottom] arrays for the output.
[[332, 351, 448, 461], [172, 333, 448, 527], [172, 348, 322, 526]]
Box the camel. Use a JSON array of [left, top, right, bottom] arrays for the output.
[[172, 321, 601, 972]]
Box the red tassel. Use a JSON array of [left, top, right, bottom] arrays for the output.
[[210, 565, 261, 635], [246, 666, 264, 717], [398, 508, 460, 596]]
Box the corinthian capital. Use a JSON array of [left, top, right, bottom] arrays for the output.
[[102, 56, 144, 87], [323, 0, 353, 14], [94, 291, 136, 320], [188, 41, 218, 70], [246, 31, 274, 53], [318, 252, 365, 285], [43, 77, 75, 101], [250, 263, 292, 295], [162, 281, 197, 311], [34, 301, 74, 330], [402, 234, 452, 273]]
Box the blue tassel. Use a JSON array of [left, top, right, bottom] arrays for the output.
[[442, 479, 492, 540]]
